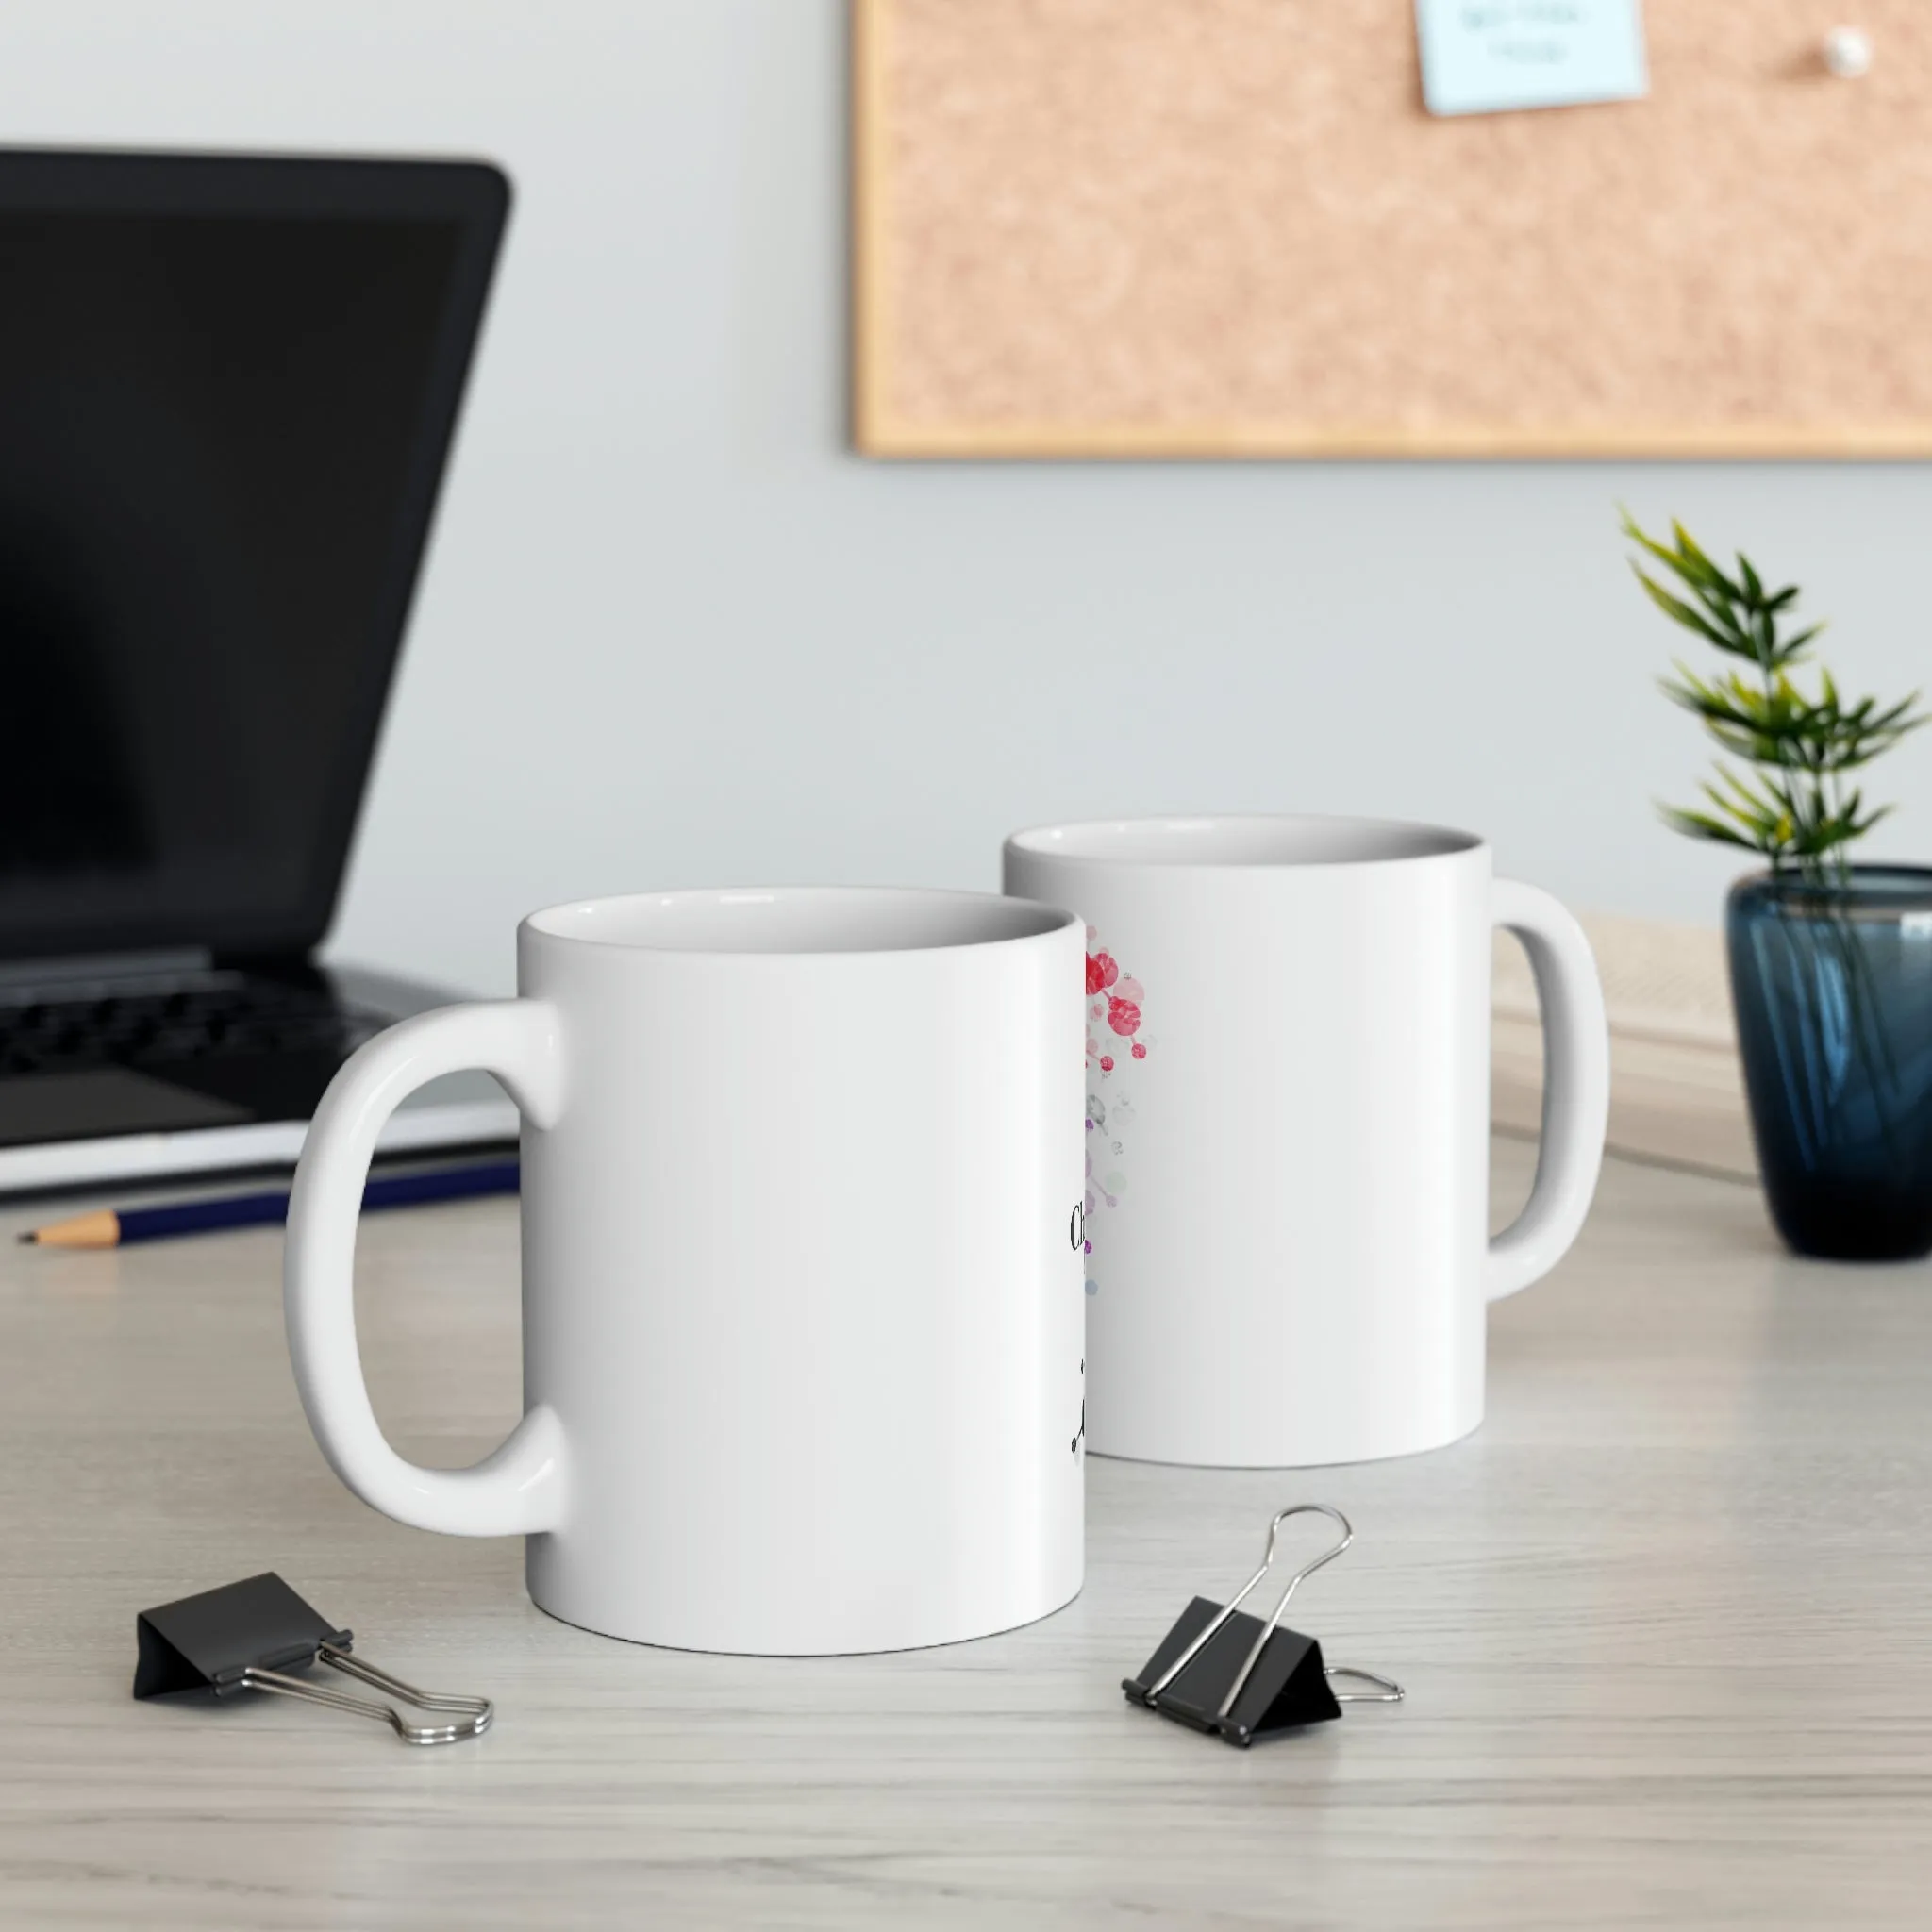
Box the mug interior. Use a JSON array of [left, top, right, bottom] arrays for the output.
[[526, 886, 1072, 956], [1007, 814, 1482, 867]]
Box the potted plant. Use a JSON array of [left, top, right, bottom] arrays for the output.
[[1625, 512, 1932, 1260]]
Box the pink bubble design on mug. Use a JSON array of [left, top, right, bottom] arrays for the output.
[[1083, 926, 1151, 1297]]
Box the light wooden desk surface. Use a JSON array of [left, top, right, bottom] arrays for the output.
[[2, 1141, 1929, 1930]]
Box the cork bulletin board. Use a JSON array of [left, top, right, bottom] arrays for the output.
[[852, 0, 1932, 458]]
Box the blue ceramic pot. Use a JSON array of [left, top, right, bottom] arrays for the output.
[[1727, 867, 1932, 1260]]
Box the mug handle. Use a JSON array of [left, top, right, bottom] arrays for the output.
[[1486, 881, 1611, 1303], [283, 1000, 571, 1535]]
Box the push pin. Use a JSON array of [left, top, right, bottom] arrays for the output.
[[1823, 27, 1872, 78], [134, 1572, 492, 1745], [1123, 1504, 1402, 1747]]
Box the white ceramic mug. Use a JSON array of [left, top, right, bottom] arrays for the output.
[[1003, 816, 1609, 1468], [284, 887, 1087, 1655]]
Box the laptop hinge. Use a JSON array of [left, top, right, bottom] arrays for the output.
[[0, 948, 216, 992]]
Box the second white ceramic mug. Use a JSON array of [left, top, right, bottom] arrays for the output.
[[1004, 816, 1609, 1467], [284, 887, 1087, 1655]]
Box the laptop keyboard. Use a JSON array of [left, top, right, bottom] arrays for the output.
[[0, 976, 388, 1079]]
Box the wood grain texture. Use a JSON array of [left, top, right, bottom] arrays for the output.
[[855, 0, 1932, 458], [3, 1147, 1930, 1928]]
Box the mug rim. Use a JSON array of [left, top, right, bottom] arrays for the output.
[[522, 884, 1079, 958], [1005, 812, 1487, 870]]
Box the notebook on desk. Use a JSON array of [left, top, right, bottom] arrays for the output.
[[0, 149, 518, 1192]]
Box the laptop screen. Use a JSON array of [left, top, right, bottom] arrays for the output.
[[0, 157, 506, 964]]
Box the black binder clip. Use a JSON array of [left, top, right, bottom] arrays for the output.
[[1123, 1504, 1403, 1747], [134, 1572, 492, 1745]]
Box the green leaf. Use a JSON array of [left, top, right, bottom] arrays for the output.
[[1806, 818, 1865, 855], [1866, 692, 1925, 732], [1671, 520, 1740, 599], [1657, 805, 1764, 854], [1623, 511, 1737, 608], [1633, 568, 1740, 651], [1634, 516, 1916, 873], [1703, 773, 1782, 838]]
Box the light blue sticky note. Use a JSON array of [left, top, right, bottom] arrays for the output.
[[1416, 0, 1648, 116]]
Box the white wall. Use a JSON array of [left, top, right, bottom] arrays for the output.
[[8, 1, 1932, 994]]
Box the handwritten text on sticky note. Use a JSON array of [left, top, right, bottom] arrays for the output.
[[1416, 1, 1648, 117]]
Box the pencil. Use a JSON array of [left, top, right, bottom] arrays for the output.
[[19, 1158, 520, 1249]]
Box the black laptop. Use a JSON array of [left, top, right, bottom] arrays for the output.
[[0, 150, 517, 1192]]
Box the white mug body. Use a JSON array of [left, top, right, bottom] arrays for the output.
[[1004, 817, 1607, 1468], [286, 888, 1087, 1655]]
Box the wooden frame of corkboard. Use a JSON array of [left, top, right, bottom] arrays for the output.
[[852, 0, 1932, 459]]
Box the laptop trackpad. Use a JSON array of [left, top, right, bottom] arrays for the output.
[[0, 1070, 252, 1148]]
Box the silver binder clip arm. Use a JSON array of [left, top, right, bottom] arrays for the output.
[[241, 1642, 493, 1745], [1212, 1503, 1362, 1720], [1326, 1665, 1405, 1703], [1144, 1502, 1347, 1706], [1145, 1502, 1406, 1721]]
